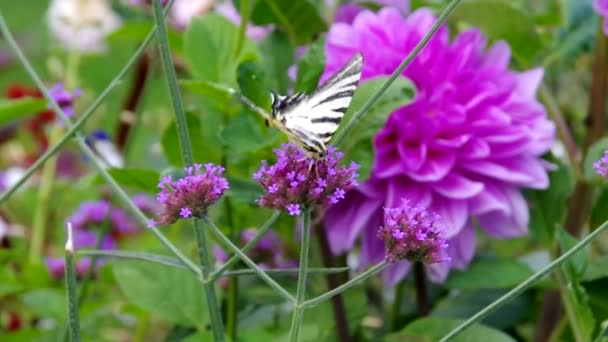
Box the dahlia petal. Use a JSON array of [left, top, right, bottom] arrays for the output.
[[358, 209, 386, 264], [477, 187, 529, 238], [482, 41, 511, 70], [430, 173, 484, 199], [468, 181, 510, 215], [406, 153, 455, 182], [383, 262, 411, 286], [513, 68, 543, 99], [387, 177, 433, 208], [325, 189, 383, 254], [373, 150, 404, 178], [458, 159, 541, 185], [429, 196, 468, 238], [459, 137, 490, 159], [447, 223, 476, 269], [427, 261, 451, 283], [398, 141, 427, 171]]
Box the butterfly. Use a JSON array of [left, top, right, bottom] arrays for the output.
[[265, 53, 363, 159]]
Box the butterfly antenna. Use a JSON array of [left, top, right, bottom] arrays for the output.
[[227, 87, 271, 121]]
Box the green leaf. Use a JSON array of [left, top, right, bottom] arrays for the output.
[[259, 31, 295, 93], [558, 229, 587, 278], [221, 113, 272, 156], [527, 159, 574, 243], [94, 168, 160, 193], [249, 0, 327, 44], [583, 255, 608, 282], [388, 317, 516, 342], [446, 258, 533, 290], [226, 175, 262, 204], [584, 137, 608, 181], [161, 111, 221, 166], [0, 98, 47, 126], [237, 60, 272, 110], [451, 0, 542, 63], [184, 14, 259, 83], [21, 289, 66, 321], [113, 262, 208, 330], [107, 21, 183, 53], [180, 80, 235, 111], [294, 36, 325, 93], [432, 289, 532, 330]]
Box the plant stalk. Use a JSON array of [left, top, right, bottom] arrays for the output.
[[289, 208, 313, 342], [64, 223, 81, 342]]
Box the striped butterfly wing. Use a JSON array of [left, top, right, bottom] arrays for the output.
[[271, 53, 363, 158]]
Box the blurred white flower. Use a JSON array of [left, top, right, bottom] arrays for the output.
[[47, 0, 121, 53], [170, 0, 214, 31]]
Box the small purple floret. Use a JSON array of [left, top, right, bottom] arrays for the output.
[[594, 150, 608, 178]]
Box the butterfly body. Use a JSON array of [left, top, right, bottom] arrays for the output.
[[267, 53, 363, 159]]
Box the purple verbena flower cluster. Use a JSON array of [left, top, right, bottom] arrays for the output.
[[153, 163, 229, 225], [48, 82, 82, 118], [253, 144, 359, 216], [377, 199, 450, 264], [593, 150, 608, 178]]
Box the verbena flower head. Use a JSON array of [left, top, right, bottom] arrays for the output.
[[48, 83, 82, 118], [324, 7, 555, 284], [595, 0, 608, 35], [593, 150, 608, 178], [378, 199, 450, 264], [253, 144, 359, 215], [68, 200, 138, 239], [153, 163, 229, 225], [46, 0, 121, 53], [45, 229, 115, 280]]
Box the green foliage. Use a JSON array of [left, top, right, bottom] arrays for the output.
[[161, 111, 222, 166], [113, 262, 209, 331], [446, 258, 533, 290], [94, 168, 160, 193], [21, 289, 66, 322], [237, 60, 273, 110], [294, 36, 326, 93], [184, 14, 259, 83], [0, 98, 47, 126], [451, 0, 542, 63], [387, 317, 516, 342], [259, 31, 295, 93], [249, 0, 327, 44]]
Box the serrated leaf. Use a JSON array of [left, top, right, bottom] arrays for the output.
[[389, 317, 516, 342], [237, 60, 272, 110], [184, 14, 259, 83], [94, 168, 160, 193], [161, 112, 221, 166], [113, 262, 208, 330], [294, 36, 325, 93], [446, 258, 533, 290], [260, 31, 295, 93], [0, 98, 47, 126], [249, 0, 327, 44], [451, 0, 541, 63]]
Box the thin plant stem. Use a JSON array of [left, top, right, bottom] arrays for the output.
[[209, 211, 281, 281], [555, 268, 585, 342], [204, 217, 296, 303], [151, 0, 192, 165], [29, 125, 61, 263], [64, 223, 81, 342], [439, 218, 608, 341], [391, 279, 407, 330], [289, 208, 312, 342], [302, 261, 389, 308], [77, 212, 113, 304], [221, 267, 351, 277], [151, 0, 224, 339], [331, 0, 462, 147], [413, 262, 429, 316], [0, 11, 200, 277], [193, 219, 225, 342]]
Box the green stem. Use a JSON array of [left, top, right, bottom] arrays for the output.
[[193, 219, 225, 342], [555, 268, 585, 342], [439, 219, 608, 341], [332, 0, 462, 148], [204, 217, 296, 303], [29, 125, 62, 263], [64, 224, 81, 342], [210, 211, 281, 281], [289, 208, 312, 342], [302, 261, 388, 308], [233, 0, 249, 59], [0, 10, 200, 278], [391, 279, 407, 331], [152, 0, 192, 165], [77, 211, 113, 304], [0, 13, 160, 203]]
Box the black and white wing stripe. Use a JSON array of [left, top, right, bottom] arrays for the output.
[[269, 53, 363, 158]]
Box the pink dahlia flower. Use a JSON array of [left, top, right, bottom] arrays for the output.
[[324, 7, 555, 284]]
